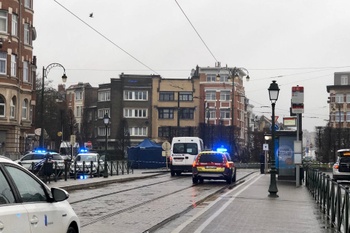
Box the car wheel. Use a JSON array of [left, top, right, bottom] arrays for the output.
[[199, 177, 204, 183], [176, 171, 182, 176], [192, 176, 198, 184], [170, 170, 175, 177], [66, 226, 77, 233]]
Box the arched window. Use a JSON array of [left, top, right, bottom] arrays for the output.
[[10, 97, 16, 118], [22, 99, 28, 119]]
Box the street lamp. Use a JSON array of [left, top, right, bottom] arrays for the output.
[[268, 80, 280, 198], [39, 63, 67, 148], [103, 113, 110, 178]]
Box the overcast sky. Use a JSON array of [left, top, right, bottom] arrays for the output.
[[33, 0, 350, 132]]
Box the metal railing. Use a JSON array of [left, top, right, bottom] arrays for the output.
[[306, 166, 350, 232], [29, 160, 133, 183]]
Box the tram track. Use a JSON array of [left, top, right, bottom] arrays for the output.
[[76, 171, 257, 229]]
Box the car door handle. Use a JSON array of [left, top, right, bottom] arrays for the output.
[[0, 221, 4, 231], [30, 215, 39, 225]]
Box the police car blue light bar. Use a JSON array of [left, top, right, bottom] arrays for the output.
[[79, 148, 88, 153], [216, 147, 227, 153]]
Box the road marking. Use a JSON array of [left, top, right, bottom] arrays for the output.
[[171, 173, 262, 233]]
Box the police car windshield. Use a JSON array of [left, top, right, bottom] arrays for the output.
[[199, 153, 223, 163]]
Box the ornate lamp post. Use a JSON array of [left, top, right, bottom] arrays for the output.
[[39, 63, 67, 148], [103, 113, 110, 178], [268, 80, 280, 198]]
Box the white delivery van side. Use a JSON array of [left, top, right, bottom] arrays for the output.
[[170, 137, 204, 176]]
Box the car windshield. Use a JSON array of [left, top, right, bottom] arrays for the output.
[[173, 143, 198, 155], [76, 154, 98, 162], [199, 153, 223, 163]]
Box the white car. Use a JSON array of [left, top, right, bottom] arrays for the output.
[[0, 156, 80, 233], [15, 150, 66, 175], [333, 149, 350, 181], [70, 152, 104, 177]]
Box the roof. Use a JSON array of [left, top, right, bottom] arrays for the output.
[[135, 138, 161, 148]]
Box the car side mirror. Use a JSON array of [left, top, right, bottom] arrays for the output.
[[51, 187, 69, 202]]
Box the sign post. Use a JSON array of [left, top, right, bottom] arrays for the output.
[[162, 141, 171, 170]]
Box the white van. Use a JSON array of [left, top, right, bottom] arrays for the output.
[[170, 137, 204, 176]]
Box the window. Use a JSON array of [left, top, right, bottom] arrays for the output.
[[0, 170, 15, 204], [0, 96, 4, 117], [206, 91, 216, 100], [22, 99, 28, 119], [98, 109, 110, 118], [158, 127, 171, 137], [98, 126, 110, 136], [209, 110, 216, 119], [6, 166, 47, 202], [24, 0, 32, 8], [219, 75, 229, 82], [159, 92, 174, 101], [129, 127, 147, 136], [0, 11, 7, 33], [76, 106, 82, 117], [179, 92, 193, 101], [341, 75, 348, 85], [159, 108, 174, 119], [180, 108, 194, 119], [75, 91, 83, 100], [346, 94, 350, 103], [124, 108, 147, 118], [124, 90, 148, 101], [220, 109, 230, 119], [98, 91, 110, 101], [206, 74, 217, 82], [335, 111, 343, 122], [12, 14, 18, 36], [220, 91, 230, 101], [335, 94, 344, 103], [347, 112, 350, 122], [23, 61, 29, 82], [10, 97, 15, 118], [24, 23, 30, 45], [10, 54, 16, 77], [0, 52, 6, 74]]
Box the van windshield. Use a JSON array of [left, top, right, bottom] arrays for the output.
[[173, 143, 198, 155]]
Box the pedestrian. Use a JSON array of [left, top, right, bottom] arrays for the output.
[[260, 153, 265, 174]]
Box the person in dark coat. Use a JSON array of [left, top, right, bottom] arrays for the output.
[[260, 152, 265, 174]]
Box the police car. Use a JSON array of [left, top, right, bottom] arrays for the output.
[[15, 150, 66, 175], [192, 148, 236, 184], [70, 150, 104, 178], [0, 156, 80, 232]]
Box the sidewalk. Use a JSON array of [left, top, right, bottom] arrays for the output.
[[169, 173, 333, 233]]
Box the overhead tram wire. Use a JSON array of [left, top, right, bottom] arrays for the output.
[[174, 0, 218, 62], [53, 0, 159, 75]]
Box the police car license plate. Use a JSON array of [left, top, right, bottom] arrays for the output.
[[205, 166, 216, 169]]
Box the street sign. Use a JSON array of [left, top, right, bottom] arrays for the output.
[[162, 141, 171, 151], [263, 143, 269, 151], [70, 135, 76, 145], [270, 124, 279, 131], [162, 151, 170, 157], [291, 86, 304, 114]]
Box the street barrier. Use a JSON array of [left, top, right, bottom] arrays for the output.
[[306, 167, 350, 232], [30, 160, 133, 183]]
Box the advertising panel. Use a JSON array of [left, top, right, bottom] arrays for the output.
[[277, 135, 296, 177]]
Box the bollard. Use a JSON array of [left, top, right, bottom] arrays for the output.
[[90, 161, 93, 178]]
